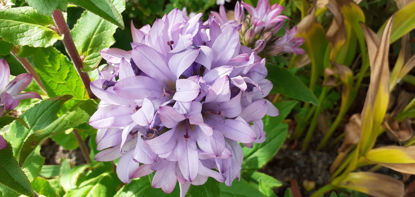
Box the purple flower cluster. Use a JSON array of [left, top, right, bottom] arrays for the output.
[[0, 59, 41, 149], [212, 0, 305, 56], [88, 1, 302, 195]]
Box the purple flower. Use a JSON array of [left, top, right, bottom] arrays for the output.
[[90, 8, 278, 196], [211, 1, 304, 56], [242, 0, 287, 30], [270, 27, 305, 55], [0, 135, 6, 150], [0, 59, 41, 117]]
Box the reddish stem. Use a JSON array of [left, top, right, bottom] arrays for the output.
[[52, 10, 96, 99]]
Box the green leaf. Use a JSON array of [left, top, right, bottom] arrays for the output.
[[0, 7, 61, 47], [18, 101, 93, 164], [243, 124, 288, 170], [64, 172, 119, 197], [71, 0, 125, 71], [40, 165, 61, 178], [390, 1, 415, 43], [3, 96, 70, 161], [69, 0, 124, 28], [51, 130, 79, 150], [219, 179, 266, 197], [0, 40, 12, 55], [249, 172, 281, 197], [32, 177, 59, 197], [114, 177, 178, 197], [268, 66, 319, 105], [265, 101, 298, 127], [60, 160, 89, 191], [187, 178, 220, 197], [26, 0, 68, 15], [21, 147, 45, 181], [28, 47, 87, 100], [0, 143, 33, 196]]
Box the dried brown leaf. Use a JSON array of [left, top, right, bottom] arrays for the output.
[[337, 172, 404, 197], [338, 114, 362, 152]]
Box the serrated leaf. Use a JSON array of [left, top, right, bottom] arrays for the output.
[[18, 101, 93, 164], [3, 96, 70, 161], [268, 66, 319, 105], [0, 143, 33, 196], [28, 47, 86, 101], [69, 0, 124, 28], [0, 7, 61, 47], [21, 147, 45, 181], [71, 0, 125, 71], [243, 124, 288, 170], [26, 0, 68, 15]]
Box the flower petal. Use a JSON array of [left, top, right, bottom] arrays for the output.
[[0, 59, 10, 91], [95, 146, 122, 161], [6, 73, 32, 96], [173, 79, 200, 102], [216, 117, 256, 143], [175, 140, 199, 182], [0, 135, 7, 150], [240, 99, 268, 122], [132, 98, 155, 127], [116, 151, 140, 183], [114, 76, 164, 99], [158, 106, 186, 128], [152, 161, 177, 193], [132, 44, 173, 81], [89, 105, 134, 129], [206, 76, 230, 103], [101, 48, 131, 65], [169, 49, 200, 78], [134, 137, 156, 164], [146, 129, 177, 157]]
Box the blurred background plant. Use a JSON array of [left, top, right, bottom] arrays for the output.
[[0, 0, 414, 196]]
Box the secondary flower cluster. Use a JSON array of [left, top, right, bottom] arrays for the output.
[[211, 0, 305, 56], [0, 59, 40, 149], [90, 1, 301, 195]]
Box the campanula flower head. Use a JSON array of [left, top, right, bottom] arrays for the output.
[[211, 0, 305, 56], [0, 59, 41, 149], [90, 7, 278, 196]]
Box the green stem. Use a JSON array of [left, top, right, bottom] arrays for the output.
[[311, 184, 335, 197], [302, 87, 329, 151]]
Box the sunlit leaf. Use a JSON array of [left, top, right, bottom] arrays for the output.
[[69, 0, 124, 28], [389, 1, 415, 43], [0, 7, 61, 47], [32, 177, 60, 197]]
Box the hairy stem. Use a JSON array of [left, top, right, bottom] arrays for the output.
[[73, 130, 92, 164], [52, 10, 96, 99], [11, 49, 48, 94]]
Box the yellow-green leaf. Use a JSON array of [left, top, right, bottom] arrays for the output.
[[366, 146, 415, 164]]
